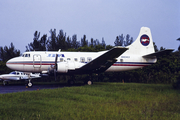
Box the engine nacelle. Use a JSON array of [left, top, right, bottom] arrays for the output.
[[56, 62, 85, 73], [57, 62, 68, 73]]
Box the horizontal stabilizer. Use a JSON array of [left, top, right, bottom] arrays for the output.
[[143, 49, 174, 58]]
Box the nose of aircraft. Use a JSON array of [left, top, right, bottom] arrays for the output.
[[6, 57, 21, 70], [6, 56, 25, 71], [6, 58, 13, 69]]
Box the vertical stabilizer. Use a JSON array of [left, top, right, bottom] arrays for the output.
[[126, 27, 155, 56]]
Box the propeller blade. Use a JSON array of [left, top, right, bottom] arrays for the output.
[[54, 69, 56, 81], [54, 54, 58, 70], [54, 54, 58, 81]]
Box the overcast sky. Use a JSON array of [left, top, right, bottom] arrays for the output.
[[0, 0, 179, 53]]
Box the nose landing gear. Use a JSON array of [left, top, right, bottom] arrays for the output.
[[27, 79, 33, 88]]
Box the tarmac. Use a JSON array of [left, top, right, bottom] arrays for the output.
[[0, 84, 67, 94]]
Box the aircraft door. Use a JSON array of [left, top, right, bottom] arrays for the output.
[[33, 54, 41, 68]]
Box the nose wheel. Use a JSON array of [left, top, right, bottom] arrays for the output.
[[28, 82, 33, 87], [27, 79, 33, 88]]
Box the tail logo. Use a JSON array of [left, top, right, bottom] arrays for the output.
[[140, 35, 150, 46]]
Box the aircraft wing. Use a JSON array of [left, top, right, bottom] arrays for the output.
[[77, 47, 128, 73], [29, 76, 41, 79], [24, 72, 41, 79], [143, 49, 174, 58]]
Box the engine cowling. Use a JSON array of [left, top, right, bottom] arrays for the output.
[[57, 62, 68, 73], [56, 62, 85, 73]]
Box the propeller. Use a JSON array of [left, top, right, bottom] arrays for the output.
[[54, 54, 58, 81]]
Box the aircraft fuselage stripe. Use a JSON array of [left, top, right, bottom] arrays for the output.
[[6, 61, 154, 66]]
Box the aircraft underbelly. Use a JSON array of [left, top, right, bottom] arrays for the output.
[[106, 66, 143, 72], [2, 76, 20, 81]]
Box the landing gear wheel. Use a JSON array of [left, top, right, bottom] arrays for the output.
[[27, 82, 33, 88], [87, 80, 93, 85]]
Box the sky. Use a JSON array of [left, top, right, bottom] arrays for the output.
[[0, 0, 180, 53]]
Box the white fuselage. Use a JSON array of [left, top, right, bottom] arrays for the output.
[[6, 50, 157, 74], [0, 71, 40, 81]]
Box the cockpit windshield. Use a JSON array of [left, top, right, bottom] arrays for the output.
[[9, 71, 16, 75], [22, 54, 30, 57]]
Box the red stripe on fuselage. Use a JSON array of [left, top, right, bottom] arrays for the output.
[[6, 63, 54, 65], [7, 62, 151, 67]]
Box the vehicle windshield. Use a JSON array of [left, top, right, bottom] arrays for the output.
[[9, 71, 16, 75]]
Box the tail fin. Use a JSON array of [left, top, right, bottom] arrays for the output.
[[126, 27, 155, 56]]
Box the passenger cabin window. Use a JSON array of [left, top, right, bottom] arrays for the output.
[[60, 58, 63, 62], [52, 54, 56, 57], [87, 57, 92, 62], [120, 59, 123, 62], [67, 58, 71, 61], [74, 58, 78, 62], [80, 57, 85, 63]]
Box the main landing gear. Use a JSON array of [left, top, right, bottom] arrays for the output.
[[84, 74, 93, 85], [67, 75, 93, 86]]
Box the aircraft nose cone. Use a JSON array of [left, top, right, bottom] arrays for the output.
[[6, 57, 19, 70], [6, 57, 24, 71], [6, 59, 13, 69]]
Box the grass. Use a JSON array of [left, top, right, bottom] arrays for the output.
[[0, 82, 179, 120]]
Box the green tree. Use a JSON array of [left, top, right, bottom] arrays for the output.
[[106, 45, 113, 50], [101, 37, 106, 49], [81, 35, 88, 47], [26, 31, 40, 51], [39, 34, 48, 51], [56, 29, 67, 50], [66, 36, 72, 49], [153, 42, 159, 52], [0, 43, 20, 74], [26, 31, 48, 51], [47, 29, 57, 51], [124, 34, 133, 46], [71, 34, 80, 49], [0, 43, 20, 61], [114, 34, 124, 46]]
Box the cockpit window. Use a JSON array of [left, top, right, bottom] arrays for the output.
[[22, 54, 30, 57], [10, 71, 16, 74]]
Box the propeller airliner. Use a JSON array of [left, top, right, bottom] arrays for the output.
[[6, 27, 173, 87]]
